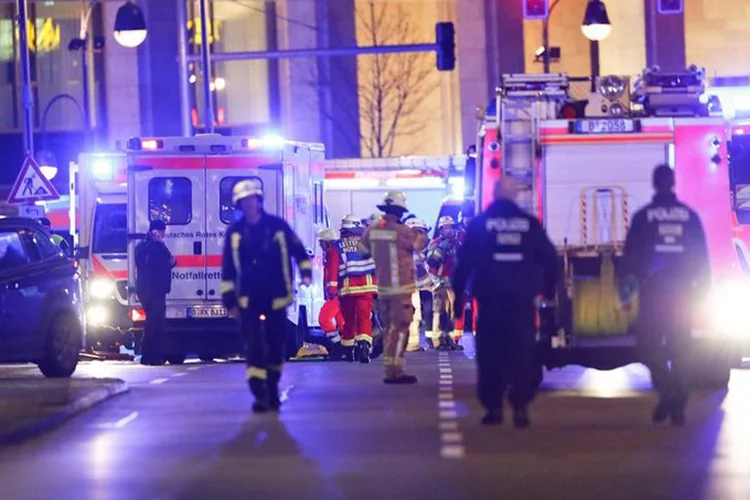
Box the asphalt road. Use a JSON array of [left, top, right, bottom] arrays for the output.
[[0, 344, 748, 500]]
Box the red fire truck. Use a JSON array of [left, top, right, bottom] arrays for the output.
[[461, 67, 748, 388]]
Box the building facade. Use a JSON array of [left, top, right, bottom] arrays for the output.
[[0, 0, 747, 190]]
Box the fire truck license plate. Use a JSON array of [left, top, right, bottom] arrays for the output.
[[187, 306, 228, 319], [575, 119, 635, 134]]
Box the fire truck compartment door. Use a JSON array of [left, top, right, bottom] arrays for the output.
[[128, 155, 205, 303], [543, 143, 668, 247], [204, 156, 282, 302]]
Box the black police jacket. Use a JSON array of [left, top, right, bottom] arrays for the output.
[[452, 198, 558, 303], [618, 193, 710, 297], [221, 212, 312, 313], [135, 238, 175, 301]]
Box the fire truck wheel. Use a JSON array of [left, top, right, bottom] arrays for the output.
[[165, 354, 186, 365], [38, 312, 82, 378]]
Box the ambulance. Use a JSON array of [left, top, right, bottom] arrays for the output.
[[460, 66, 749, 388], [45, 153, 133, 353], [125, 135, 327, 363]]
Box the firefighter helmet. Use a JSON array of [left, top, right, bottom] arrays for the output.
[[438, 215, 455, 229], [341, 214, 363, 230], [232, 179, 264, 205], [378, 191, 408, 211], [406, 218, 430, 231], [364, 213, 383, 226], [317, 228, 338, 242]]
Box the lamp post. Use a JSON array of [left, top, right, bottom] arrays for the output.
[[37, 94, 87, 181], [541, 0, 563, 74], [581, 0, 612, 88]]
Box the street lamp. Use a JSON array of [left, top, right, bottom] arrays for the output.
[[581, 0, 612, 42], [114, 1, 148, 48]]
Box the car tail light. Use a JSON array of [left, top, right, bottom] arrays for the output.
[[130, 308, 146, 322]]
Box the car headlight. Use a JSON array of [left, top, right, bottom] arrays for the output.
[[707, 281, 750, 337], [89, 278, 115, 299], [87, 305, 109, 326]]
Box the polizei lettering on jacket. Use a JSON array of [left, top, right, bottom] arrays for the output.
[[485, 217, 530, 232], [646, 207, 690, 223]]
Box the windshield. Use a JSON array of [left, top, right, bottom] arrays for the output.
[[93, 203, 127, 254]]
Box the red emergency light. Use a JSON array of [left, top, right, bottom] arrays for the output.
[[130, 308, 146, 322], [126, 138, 164, 151]]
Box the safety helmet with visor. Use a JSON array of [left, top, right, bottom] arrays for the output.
[[232, 179, 264, 205]]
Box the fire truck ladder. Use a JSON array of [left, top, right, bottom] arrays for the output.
[[498, 73, 569, 216]]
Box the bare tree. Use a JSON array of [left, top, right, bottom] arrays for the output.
[[316, 0, 440, 158]]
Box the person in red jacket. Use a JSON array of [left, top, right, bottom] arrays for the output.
[[318, 228, 346, 360], [427, 215, 463, 351], [334, 215, 378, 363], [454, 212, 478, 337]]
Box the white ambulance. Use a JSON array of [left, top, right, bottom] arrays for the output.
[[125, 135, 327, 363]]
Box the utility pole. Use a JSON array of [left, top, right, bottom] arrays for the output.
[[198, 0, 214, 133], [16, 0, 34, 156]]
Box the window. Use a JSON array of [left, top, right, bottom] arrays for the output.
[[0, 231, 30, 272], [313, 182, 324, 224], [93, 203, 127, 254], [149, 178, 192, 225], [34, 230, 62, 259], [220, 176, 263, 224]]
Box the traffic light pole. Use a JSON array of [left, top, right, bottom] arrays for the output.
[[184, 43, 438, 63], [16, 0, 34, 156]]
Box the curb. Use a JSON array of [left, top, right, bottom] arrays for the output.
[[0, 380, 130, 446]]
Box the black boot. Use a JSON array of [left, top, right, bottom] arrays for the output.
[[248, 378, 269, 414], [513, 407, 531, 428], [328, 342, 347, 362], [481, 410, 503, 426], [356, 341, 372, 364], [343, 346, 355, 363], [267, 371, 282, 411], [371, 335, 384, 360]]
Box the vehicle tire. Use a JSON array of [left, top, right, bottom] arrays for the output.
[[165, 354, 186, 365], [38, 312, 83, 378]]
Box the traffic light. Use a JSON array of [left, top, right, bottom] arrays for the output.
[[523, 0, 549, 20], [436, 22, 455, 71], [658, 0, 683, 14]]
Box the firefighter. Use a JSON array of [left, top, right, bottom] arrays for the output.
[[405, 218, 433, 352], [362, 213, 382, 229], [335, 214, 378, 363], [318, 227, 346, 360], [360, 191, 428, 383], [618, 164, 710, 427], [427, 215, 463, 350], [453, 177, 558, 427], [135, 219, 176, 366], [221, 179, 313, 413]]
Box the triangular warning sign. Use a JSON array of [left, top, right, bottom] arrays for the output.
[[7, 156, 60, 204]]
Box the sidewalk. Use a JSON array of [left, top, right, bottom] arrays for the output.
[[0, 376, 128, 444]]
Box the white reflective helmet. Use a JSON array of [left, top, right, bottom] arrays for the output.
[[378, 191, 408, 211], [364, 213, 382, 226], [317, 228, 338, 242], [232, 179, 264, 205], [438, 215, 455, 229], [406, 218, 429, 231], [341, 214, 363, 230]]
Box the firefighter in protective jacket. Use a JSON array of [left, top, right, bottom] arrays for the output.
[[618, 164, 710, 427], [318, 227, 346, 359], [405, 218, 433, 352], [453, 177, 558, 428], [221, 179, 313, 413], [360, 191, 428, 383], [333, 215, 378, 363], [427, 215, 463, 350]]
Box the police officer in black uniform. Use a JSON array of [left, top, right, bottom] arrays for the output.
[[221, 179, 313, 414], [619, 164, 710, 426], [453, 177, 558, 428]]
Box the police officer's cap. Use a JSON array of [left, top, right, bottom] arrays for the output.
[[149, 219, 167, 231], [652, 164, 675, 192]]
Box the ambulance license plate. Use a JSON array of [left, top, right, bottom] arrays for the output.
[[187, 306, 228, 319], [574, 118, 635, 134]]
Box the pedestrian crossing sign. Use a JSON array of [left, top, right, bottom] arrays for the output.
[[7, 156, 60, 204]]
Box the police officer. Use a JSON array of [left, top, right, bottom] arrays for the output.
[[135, 219, 176, 366], [453, 177, 558, 427], [221, 179, 313, 413], [618, 164, 710, 426]]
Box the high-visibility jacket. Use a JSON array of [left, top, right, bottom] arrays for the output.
[[323, 245, 340, 296], [427, 235, 459, 282], [334, 235, 377, 296]]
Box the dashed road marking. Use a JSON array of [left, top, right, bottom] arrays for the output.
[[150, 378, 169, 385], [440, 432, 463, 443], [439, 400, 456, 409], [96, 411, 139, 430], [441, 444, 466, 459], [173, 372, 188, 377], [437, 353, 465, 460], [439, 409, 458, 419], [439, 392, 453, 400], [439, 421, 459, 431], [187, 366, 203, 371]]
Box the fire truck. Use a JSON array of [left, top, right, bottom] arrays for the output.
[[125, 135, 327, 363], [324, 155, 466, 234], [462, 66, 749, 388]]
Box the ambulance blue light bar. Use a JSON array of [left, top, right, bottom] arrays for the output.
[[126, 137, 164, 150], [242, 134, 285, 149]]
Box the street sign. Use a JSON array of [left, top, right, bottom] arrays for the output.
[[18, 204, 45, 219], [7, 156, 60, 204]]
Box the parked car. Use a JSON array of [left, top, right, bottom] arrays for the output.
[[0, 218, 85, 377]]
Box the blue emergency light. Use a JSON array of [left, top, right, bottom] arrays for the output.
[[92, 158, 115, 181]]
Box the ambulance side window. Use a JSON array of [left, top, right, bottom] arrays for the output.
[[220, 176, 263, 224], [313, 182, 324, 224], [148, 177, 192, 225]]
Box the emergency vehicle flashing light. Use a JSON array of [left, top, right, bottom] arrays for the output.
[[129, 308, 146, 323], [87, 305, 109, 326], [92, 158, 115, 181], [241, 134, 286, 150], [89, 277, 116, 300]]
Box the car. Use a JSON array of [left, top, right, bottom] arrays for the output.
[[0, 217, 85, 377]]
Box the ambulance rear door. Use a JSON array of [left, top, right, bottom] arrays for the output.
[[204, 153, 283, 305], [127, 153, 205, 308]]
